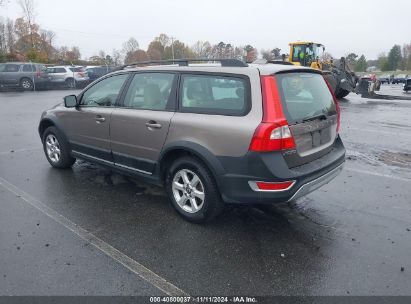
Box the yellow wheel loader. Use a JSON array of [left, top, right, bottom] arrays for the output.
[[286, 41, 358, 99]]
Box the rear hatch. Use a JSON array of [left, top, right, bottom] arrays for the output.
[[69, 67, 88, 80], [275, 71, 339, 168]]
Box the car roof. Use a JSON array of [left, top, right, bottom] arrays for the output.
[[2, 62, 43, 65], [109, 62, 319, 77]]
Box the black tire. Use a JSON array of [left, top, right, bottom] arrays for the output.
[[20, 78, 33, 91], [165, 156, 224, 223], [336, 88, 350, 99], [65, 78, 76, 89], [42, 126, 76, 169]]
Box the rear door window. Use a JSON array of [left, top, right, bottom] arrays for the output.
[[275, 72, 337, 124], [180, 74, 249, 116], [53, 68, 66, 73], [22, 65, 34, 72]]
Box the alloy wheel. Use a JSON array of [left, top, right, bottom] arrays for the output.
[[172, 169, 205, 213], [45, 134, 61, 163]]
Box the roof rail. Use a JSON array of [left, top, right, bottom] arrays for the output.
[[119, 58, 248, 70], [252, 59, 294, 66]]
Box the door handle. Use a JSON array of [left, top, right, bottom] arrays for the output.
[[95, 115, 106, 123], [145, 121, 162, 129]]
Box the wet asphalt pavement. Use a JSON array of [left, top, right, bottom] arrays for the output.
[[0, 85, 410, 296]]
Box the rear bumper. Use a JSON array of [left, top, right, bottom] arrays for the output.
[[217, 136, 346, 204], [287, 163, 343, 202]]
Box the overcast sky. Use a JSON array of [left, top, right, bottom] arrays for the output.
[[1, 0, 410, 59]]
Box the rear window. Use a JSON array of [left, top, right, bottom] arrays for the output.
[[69, 67, 84, 72], [180, 74, 249, 116], [48, 67, 66, 73], [275, 72, 336, 124]]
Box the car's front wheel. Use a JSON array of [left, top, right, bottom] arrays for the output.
[[166, 156, 224, 223], [42, 126, 76, 169], [20, 78, 33, 91]]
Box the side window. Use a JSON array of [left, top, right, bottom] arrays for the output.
[[180, 74, 249, 116], [5, 64, 20, 72], [292, 45, 304, 62], [23, 65, 34, 72], [80, 74, 129, 107], [123, 73, 175, 110]]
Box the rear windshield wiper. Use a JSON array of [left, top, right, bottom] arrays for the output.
[[302, 113, 328, 122]]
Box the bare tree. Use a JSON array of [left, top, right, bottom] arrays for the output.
[[40, 29, 56, 60], [6, 18, 14, 54], [18, 0, 36, 48], [0, 18, 6, 54], [122, 37, 139, 56], [111, 49, 123, 65], [156, 33, 170, 48], [192, 41, 212, 58]]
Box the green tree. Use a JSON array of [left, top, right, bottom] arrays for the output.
[[387, 45, 402, 71], [164, 40, 194, 59], [146, 40, 164, 60], [378, 53, 389, 71], [346, 53, 358, 69], [244, 45, 257, 62], [355, 55, 367, 72]]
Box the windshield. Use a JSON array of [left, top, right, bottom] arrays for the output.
[[276, 72, 337, 124]]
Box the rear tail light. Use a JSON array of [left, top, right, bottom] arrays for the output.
[[323, 77, 341, 134], [248, 180, 295, 192], [249, 75, 296, 152]]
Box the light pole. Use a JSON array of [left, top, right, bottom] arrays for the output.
[[170, 36, 175, 60]]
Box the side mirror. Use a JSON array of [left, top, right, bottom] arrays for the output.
[[64, 95, 78, 108], [322, 46, 325, 52]]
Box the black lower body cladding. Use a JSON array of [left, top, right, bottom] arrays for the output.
[[216, 137, 346, 204]]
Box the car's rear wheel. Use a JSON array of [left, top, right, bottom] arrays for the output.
[[42, 126, 76, 169], [20, 78, 33, 91], [166, 156, 224, 223]]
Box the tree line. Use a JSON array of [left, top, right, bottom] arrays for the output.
[[0, 0, 269, 65], [345, 44, 411, 73]]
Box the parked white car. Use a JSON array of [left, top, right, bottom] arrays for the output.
[[47, 66, 89, 88]]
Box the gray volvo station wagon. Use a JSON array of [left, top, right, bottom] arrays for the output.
[[38, 59, 345, 222]]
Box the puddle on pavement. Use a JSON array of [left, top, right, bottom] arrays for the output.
[[369, 120, 411, 130], [346, 148, 411, 169], [378, 151, 411, 169]]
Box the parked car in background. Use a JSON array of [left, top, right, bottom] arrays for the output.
[[85, 66, 117, 82], [0, 62, 50, 90], [392, 74, 408, 84], [377, 74, 390, 84], [404, 77, 411, 92], [47, 66, 89, 89], [38, 59, 345, 222]]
